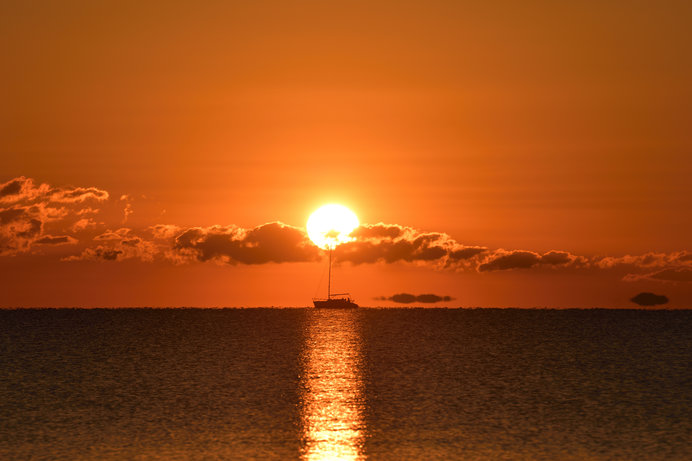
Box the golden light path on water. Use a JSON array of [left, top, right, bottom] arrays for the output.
[[300, 310, 366, 461]]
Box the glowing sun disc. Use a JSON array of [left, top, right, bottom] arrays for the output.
[[307, 204, 359, 249]]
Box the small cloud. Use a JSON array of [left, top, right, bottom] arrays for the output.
[[121, 237, 141, 247], [0, 176, 50, 203], [119, 195, 133, 223], [71, 217, 100, 232], [94, 231, 123, 241], [479, 249, 580, 271], [448, 246, 487, 261], [649, 267, 692, 282], [77, 208, 100, 216], [49, 186, 109, 203], [0, 206, 43, 255], [149, 224, 181, 239], [33, 235, 78, 245], [64, 246, 124, 261], [351, 223, 403, 240], [630, 292, 669, 306], [0, 178, 23, 198], [625, 267, 692, 283], [541, 250, 574, 265], [479, 250, 541, 271], [377, 293, 454, 304], [94, 228, 133, 241], [122, 202, 133, 223]]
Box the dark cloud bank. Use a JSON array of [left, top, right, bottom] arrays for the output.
[[2, 177, 692, 288]]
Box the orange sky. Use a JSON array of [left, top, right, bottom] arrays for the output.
[[1, 1, 691, 307]]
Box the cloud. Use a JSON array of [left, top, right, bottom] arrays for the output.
[[94, 228, 133, 241], [595, 251, 692, 270], [2, 177, 691, 286], [57, 212, 690, 288], [120, 194, 133, 224], [49, 187, 109, 203], [0, 206, 43, 254], [351, 223, 403, 240], [630, 292, 669, 306], [71, 217, 100, 232], [0, 176, 50, 203], [625, 267, 692, 283], [479, 250, 540, 271], [0, 176, 112, 255], [377, 293, 454, 304], [77, 208, 100, 216], [478, 249, 582, 271], [0, 178, 23, 198], [448, 246, 488, 261], [65, 245, 124, 261], [172, 222, 320, 264], [0, 176, 109, 205], [64, 235, 157, 262], [149, 224, 182, 239], [647, 267, 692, 282], [34, 235, 78, 245], [541, 250, 576, 265], [122, 203, 133, 223], [335, 223, 472, 266]]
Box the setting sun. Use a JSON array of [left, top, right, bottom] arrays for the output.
[[306, 204, 359, 250]]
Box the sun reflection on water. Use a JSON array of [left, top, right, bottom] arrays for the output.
[[300, 310, 366, 461]]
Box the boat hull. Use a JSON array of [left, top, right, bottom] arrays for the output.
[[312, 298, 359, 309]]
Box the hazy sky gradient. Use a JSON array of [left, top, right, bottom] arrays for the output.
[[1, 1, 690, 307]]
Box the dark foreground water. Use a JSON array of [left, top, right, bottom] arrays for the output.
[[1, 309, 691, 460]]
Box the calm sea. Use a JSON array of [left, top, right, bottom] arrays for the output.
[[1, 308, 690, 460]]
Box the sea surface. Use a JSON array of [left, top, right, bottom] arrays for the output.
[[1, 308, 691, 460]]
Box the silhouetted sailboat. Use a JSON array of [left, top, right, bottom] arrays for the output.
[[312, 246, 359, 308]]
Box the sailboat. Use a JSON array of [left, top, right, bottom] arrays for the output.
[[312, 246, 359, 308]]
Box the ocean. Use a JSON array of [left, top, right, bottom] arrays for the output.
[[1, 308, 690, 460]]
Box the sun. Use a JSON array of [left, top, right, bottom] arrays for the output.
[[307, 204, 359, 250]]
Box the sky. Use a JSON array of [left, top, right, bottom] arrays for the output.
[[1, 0, 691, 307]]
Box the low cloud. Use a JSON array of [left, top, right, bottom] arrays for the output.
[[34, 235, 78, 245], [64, 236, 156, 262], [335, 223, 483, 266], [49, 187, 109, 203], [2, 176, 691, 290], [149, 224, 182, 239], [630, 292, 669, 306], [0, 206, 43, 254], [0, 177, 50, 203], [71, 218, 100, 232], [449, 246, 487, 261], [0, 176, 108, 205], [172, 222, 320, 264], [596, 251, 692, 270], [94, 228, 133, 241], [478, 249, 581, 271], [377, 293, 454, 304], [479, 250, 540, 271], [0, 176, 111, 255], [65, 246, 124, 261], [624, 267, 692, 283]]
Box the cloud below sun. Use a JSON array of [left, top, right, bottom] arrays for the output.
[[2, 176, 691, 287]]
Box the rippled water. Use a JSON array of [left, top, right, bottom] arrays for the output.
[[1, 308, 691, 460]]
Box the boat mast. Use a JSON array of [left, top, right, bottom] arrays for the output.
[[328, 246, 332, 299]]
